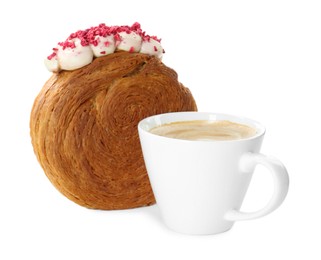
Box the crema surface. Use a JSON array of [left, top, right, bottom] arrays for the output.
[[150, 120, 257, 141]]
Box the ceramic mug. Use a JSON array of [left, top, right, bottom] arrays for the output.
[[138, 112, 289, 235]]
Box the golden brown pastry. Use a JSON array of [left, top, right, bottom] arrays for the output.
[[30, 51, 197, 209]]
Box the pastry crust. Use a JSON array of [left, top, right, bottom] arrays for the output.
[[30, 52, 197, 209]]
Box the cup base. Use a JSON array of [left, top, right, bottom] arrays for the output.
[[164, 223, 234, 236]]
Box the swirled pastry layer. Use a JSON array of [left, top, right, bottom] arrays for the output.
[[30, 52, 197, 209]]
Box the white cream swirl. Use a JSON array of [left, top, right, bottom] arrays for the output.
[[57, 39, 93, 71], [90, 35, 116, 57], [140, 38, 164, 59], [116, 31, 142, 52]]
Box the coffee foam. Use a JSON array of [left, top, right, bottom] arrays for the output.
[[149, 120, 257, 141]]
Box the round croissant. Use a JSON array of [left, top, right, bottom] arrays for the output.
[[30, 52, 197, 209]]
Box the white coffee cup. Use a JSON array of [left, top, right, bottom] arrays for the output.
[[138, 112, 289, 235]]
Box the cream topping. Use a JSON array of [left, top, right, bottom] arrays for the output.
[[57, 38, 93, 71], [45, 22, 164, 72], [90, 35, 116, 57], [116, 31, 142, 52], [140, 38, 164, 59]]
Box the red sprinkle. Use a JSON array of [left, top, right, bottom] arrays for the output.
[[104, 41, 110, 47], [153, 46, 158, 52], [114, 33, 121, 42], [129, 47, 135, 53], [47, 52, 57, 60], [92, 40, 98, 47], [100, 51, 106, 54]]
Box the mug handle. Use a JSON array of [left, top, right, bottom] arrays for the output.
[[225, 152, 289, 221]]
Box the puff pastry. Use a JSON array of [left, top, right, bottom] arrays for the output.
[[30, 52, 197, 209]]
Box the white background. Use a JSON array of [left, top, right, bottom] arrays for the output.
[[1, 0, 320, 259]]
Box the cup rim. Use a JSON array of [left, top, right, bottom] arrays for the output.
[[138, 111, 266, 143]]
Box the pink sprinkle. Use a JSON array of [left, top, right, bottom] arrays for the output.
[[69, 33, 77, 39], [58, 41, 76, 50], [154, 46, 158, 52], [151, 36, 161, 42], [104, 41, 110, 47], [114, 34, 121, 42], [92, 40, 98, 47], [47, 52, 56, 60], [80, 38, 88, 46], [129, 46, 135, 53]]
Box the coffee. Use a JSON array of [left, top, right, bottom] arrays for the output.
[[149, 120, 257, 141]]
